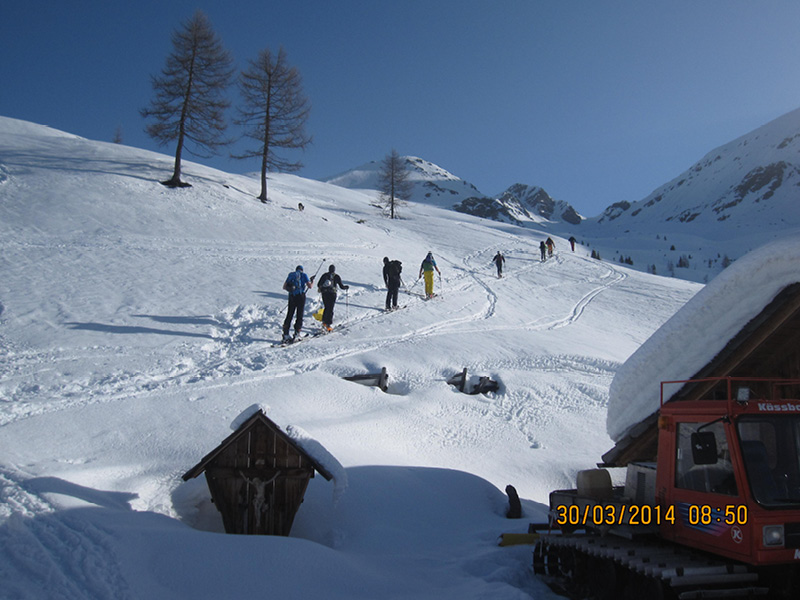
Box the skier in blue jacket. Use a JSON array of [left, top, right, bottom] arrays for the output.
[[282, 265, 314, 343]]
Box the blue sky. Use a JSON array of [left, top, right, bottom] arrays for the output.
[[3, 1, 800, 216]]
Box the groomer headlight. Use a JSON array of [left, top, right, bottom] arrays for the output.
[[763, 525, 784, 547]]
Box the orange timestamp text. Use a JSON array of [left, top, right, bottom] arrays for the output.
[[686, 504, 748, 526], [555, 503, 676, 527], [555, 503, 750, 528]]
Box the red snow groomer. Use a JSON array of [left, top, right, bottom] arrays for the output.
[[533, 377, 800, 599]]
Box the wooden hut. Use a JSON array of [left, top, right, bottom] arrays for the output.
[[603, 282, 800, 467], [182, 409, 333, 536]]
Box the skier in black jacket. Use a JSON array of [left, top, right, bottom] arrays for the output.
[[317, 264, 349, 331], [492, 251, 505, 278], [383, 257, 403, 311]]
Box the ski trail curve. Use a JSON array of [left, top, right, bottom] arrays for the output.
[[539, 260, 627, 331]]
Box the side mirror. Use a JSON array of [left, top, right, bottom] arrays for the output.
[[691, 431, 719, 465]]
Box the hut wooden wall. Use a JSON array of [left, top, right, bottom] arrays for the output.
[[204, 419, 316, 535]]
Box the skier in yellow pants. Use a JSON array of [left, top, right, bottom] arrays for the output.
[[418, 251, 441, 299]]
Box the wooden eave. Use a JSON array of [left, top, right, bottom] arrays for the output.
[[600, 413, 659, 467], [182, 410, 334, 481], [602, 282, 800, 467]]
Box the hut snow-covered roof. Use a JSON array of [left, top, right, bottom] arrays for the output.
[[604, 236, 800, 465], [182, 405, 346, 535]]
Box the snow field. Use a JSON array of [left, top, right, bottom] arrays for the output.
[[0, 117, 701, 599]]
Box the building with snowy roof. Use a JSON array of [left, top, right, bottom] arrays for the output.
[[603, 237, 800, 466], [183, 407, 335, 536]]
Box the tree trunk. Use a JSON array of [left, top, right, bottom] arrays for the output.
[[162, 138, 188, 187], [258, 138, 269, 202], [390, 176, 396, 219], [163, 54, 194, 188]]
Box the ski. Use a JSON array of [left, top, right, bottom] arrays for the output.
[[271, 332, 310, 348], [271, 325, 345, 347], [311, 325, 342, 337], [383, 305, 406, 312], [402, 290, 439, 300]]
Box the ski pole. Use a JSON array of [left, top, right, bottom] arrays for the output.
[[345, 289, 349, 319], [312, 258, 325, 279], [404, 277, 421, 297]]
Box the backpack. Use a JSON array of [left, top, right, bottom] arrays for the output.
[[284, 271, 304, 295], [388, 260, 402, 279], [319, 273, 336, 293]]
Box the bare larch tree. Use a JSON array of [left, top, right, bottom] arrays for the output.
[[140, 11, 234, 188], [378, 149, 413, 218], [233, 46, 311, 203]]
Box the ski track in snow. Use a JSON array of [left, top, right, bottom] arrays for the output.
[[531, 258, 627, 331], [442, 247, 628, 334], [1, 244, 627, 429]]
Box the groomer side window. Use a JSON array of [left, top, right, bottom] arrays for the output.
[[675, 421, 738, 496]]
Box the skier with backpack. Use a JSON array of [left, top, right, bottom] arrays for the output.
[[539, 241, 547, 262], [492, 251, 505, 278], [317, 264, 349, 332], [383, 256, 403, 311], [418, 251, 441, 299], [282, 265, 315, 343]]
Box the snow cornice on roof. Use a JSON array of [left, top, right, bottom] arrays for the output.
[[607, 236, 800, 445]]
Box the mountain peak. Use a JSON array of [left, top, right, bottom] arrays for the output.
[[589, 107, 800, 233], [499, 183, 583, 225], [323, 155, 481, 206]]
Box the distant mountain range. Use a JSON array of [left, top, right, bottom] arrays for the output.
[[586, 107, 800, 233], [325, 157, 582, 226], [324, 108, 800, 283]]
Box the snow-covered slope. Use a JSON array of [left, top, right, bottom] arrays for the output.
[[572, 108, 800, 282], [0, 116, 700, 599], [592, 108, 800, 233]]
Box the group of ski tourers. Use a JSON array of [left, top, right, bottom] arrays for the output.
[[281, 263, 349, 343], [280, 238, 578, 344], [539, 237, 555, 261], [280, 251, 442, 344]]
